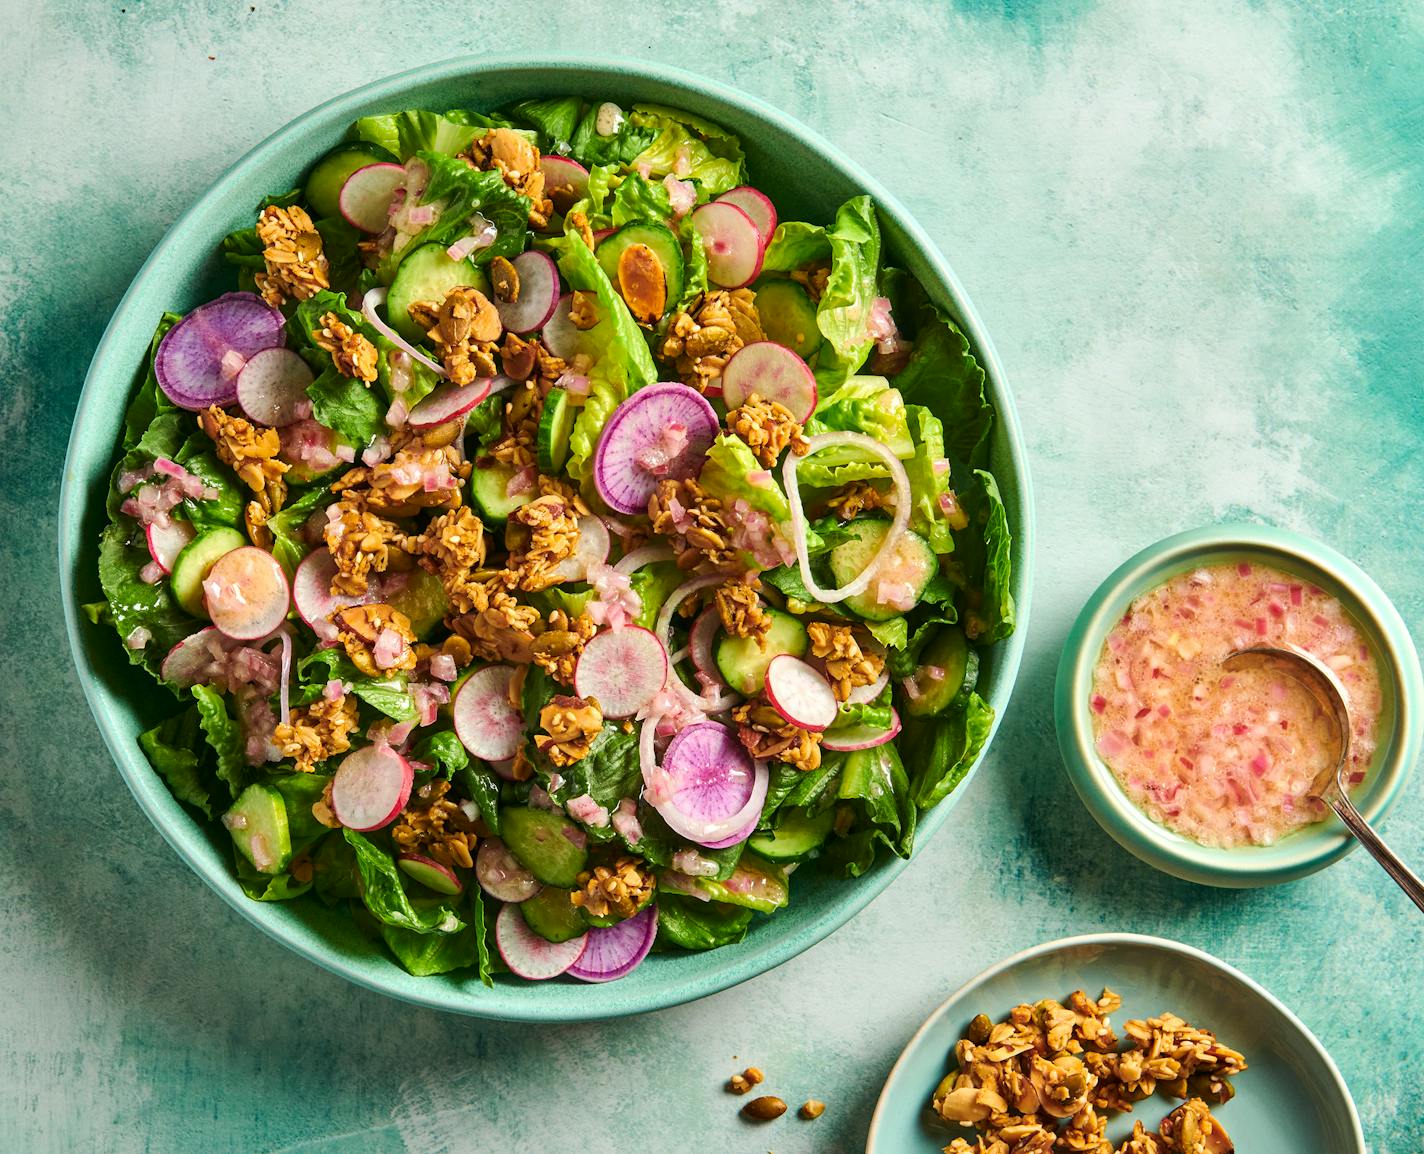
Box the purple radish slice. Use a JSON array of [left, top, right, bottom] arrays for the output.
[[339, 163, 407, 233], [236, 347, 314, 428], [496, 901, 587, 980], [406, 377, 492, 430], [397, 853, 463, 896], [155, 292, 286, 411], [493, 250, 561, 334], [592, 382, 719, 515], [160, 626, 235, 688], [453, 665, 524, 761], [715, 186, 777, 248], [720, 341, 818, 423], [821, 707, 903, 752], [552, 515, 612, 582], [539, 292, 589, 359], [540, 155, 590, 210], [331, 744, 413, 831], [292, 547, 375, 639], [476, 837, 542, 902], [203, 547, 291, 641], [652, 721, 770, 847], [690, 201, 764, 289], [573, 627, 668, 719], [567, 904, 658, 983], [700, 817, 758, 850], [764, 654, 838, 732], [146, 518, 196, 574]]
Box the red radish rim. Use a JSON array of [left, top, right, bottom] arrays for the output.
[[203, 546, 291, 641], [397, 852, 463, 895], [764, 653, 839, 732], [715, 186, 777, 248], [331, 745, 414, 831], [720, 340, 818, 422], [494, 250, 562, 335], [236, 346, 315, 428], [573, 626, 669, 719], [407, 377, 492, 429], [452, 665, 524, 761], [339, 162, 407, 233], [687, 608, 726, 684], [690, 200, 765, 289], [495, 902, 587, 981], [821, 707, 903, 752], [146, 519, 196, 575]]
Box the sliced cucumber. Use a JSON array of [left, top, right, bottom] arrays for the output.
[[829, 519, 937, 622], [596, 222, 684, 320], [690, 852, 788, 913], [535, 387, 575, 474], [903, 626, 979, 718], [223, 783, 292, 875], [748, 807, 834, 862], [519, 887, 587, 944], [754, 278, 822, 359], [170, 526, 246, 618], [714, 607, 808, 696], [500, 807, 589, 888], [468, 461, 533, 526], [384, 566, 449, 639], [387, 243, 490, 342], [304, 142, 397, 220]]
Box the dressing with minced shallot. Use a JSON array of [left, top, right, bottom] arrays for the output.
[[1091, 562, 1382, 847]]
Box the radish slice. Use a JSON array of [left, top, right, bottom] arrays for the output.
[[567, 904, 658, 983], [764, 654, 838, 731], [476, 837, 542, 903], [574, 627, 668, 719], [146, 518, 196, 574], [495, 902, 587, 981], [397, 853, 463, 895], [493, 250, 561, 334], [236, 347, 315, 428], [331, 744, 413, 831], [846, 666, 890, 705], [539, 293, 588, 359], [406, 377, 492, 429], [203, 547, 291, 641], [720, 341, 818, 423], [715, 186, 777, 247], [592, 382, 719, 515], [155, 292, 286, 411], [540, 155, 590, 209], [821, 708, 903, 752], [690, 201, 764, 289], [293, 548, 375, 640], [650, 722, 770, 847], [551, 515, 612, 582], [339, 163, 407, 233], [487, 756, 519, 782], [453, 665, 524, 761]]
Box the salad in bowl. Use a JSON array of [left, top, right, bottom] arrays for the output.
[[92, 94, 1015, 986]]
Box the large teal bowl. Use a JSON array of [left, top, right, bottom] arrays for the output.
[[1055, 523, 1421, 887], [59, 56, 1033, 1021]]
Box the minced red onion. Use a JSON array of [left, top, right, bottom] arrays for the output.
[[566, 793, 610, 828], [126, 626, 151, 650], [429, 653, 458, 682], [323, 678, 345, 703], [663, 175, 697, 218], [139, 561, 164, 585], [373, 628, 408, 670], [611, 797, 642, 844], [671, 848, 719, 877]]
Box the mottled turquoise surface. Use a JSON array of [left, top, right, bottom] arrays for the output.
[[4, 2, 1422, 1151]]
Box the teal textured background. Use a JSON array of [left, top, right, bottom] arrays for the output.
[[4, 2, 1422, 1151]]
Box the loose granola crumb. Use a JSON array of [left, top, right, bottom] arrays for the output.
[[743, 1067, 765, 1086], [323, 495, 405, 596], [331, 602, 416, 677], [530, 608, 597, 685], [569, 854, 653, 920], [409, 287, 503, 386], [254, 203, 329, 307], [827, 479, 891, 521], [714, 577, 770, 645], [499, 331, 540, 381], [727, 1074, 752, 1095], [798, 1099, 825, 1120], [535, 694, 603, 766], [807, 621, 884, 702], [731, 695, 823, 771], [312, 310, 378, 382], [464, 128, 553, 228], [408, 505, 488, 613], [275, 694, 359, 773], [726, 392, 810, 468], [660, 289, 763, 390], [568, 289, 600, 330], [391, 779, 478, 869], [198, 404, 288, 514], [647, 477, 737, 570]]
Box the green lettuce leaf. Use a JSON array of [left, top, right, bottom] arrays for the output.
[[655, 894, 754, 951], [676, 214, 709, 309], [291, 289, 438, 415], [543, 726, 641, 817], [267, 486, 330, 577], [956, 469, 1015, 644], [610, 172, 672, 226], [120, 314, 182, 449], [698, 434, 791, 522], [568, 105, 659, 169], [137, 708, 217, 817], [383, 895, 490, 981], [629, 560, 686, 630], [627, 105, 745, 197], [236, 856, 313, 902], [903, 692, 995, 809], [892, 304, 994, 473], [296, 650, 417, 722], [761, 220, 832, 273], [507, 97, 583, 153], [886, 613, 959, 679], [865, 616, 909, 650], [455, 762, 502, 836], [344, 829, 467, 934], [173, 434, 245, 529], [191, 684, 249, 800], [349, 109, 501, 160], [97, 522, 198, 678], [823, 742, 916, 877], [306, 365, 384, 448], [413, 729, 469, 779], [903, 404, 955, 554], [312, 832, 361, 904]]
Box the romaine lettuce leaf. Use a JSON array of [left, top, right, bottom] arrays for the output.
[[349, 109, 502, 160], [344, 828, 468, 935], [955, 469, 1015, 644], [305, 365, 384, 448], [610, 172, 672, 226], [173, 433, 244, 530], [192, 683, 249, 800], [236, 856, 313, 902], [698, 434, 791, 522], [266, 486, 330, 577], [382, 895, 490, 981], [903, 404, 955, 554], [902, 692, 995, 809], [295, 649, 417, 722], [138, 707, 218, 817], [542, 726, 641, 818], [761, 221, 831, 273], [97, 522, 197, 678], [655, 894, 754, 951], [627, 105, 745, 197], [892, 302, 994, 472]]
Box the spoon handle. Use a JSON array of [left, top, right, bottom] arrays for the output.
[[1330, 793, 1424, 913]]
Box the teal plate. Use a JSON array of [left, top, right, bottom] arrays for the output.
[[867, 934, 1364, 1153], [58, 56, 1034, 1021]]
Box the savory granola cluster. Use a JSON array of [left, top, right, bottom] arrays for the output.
[[660, 288, 764, 389]]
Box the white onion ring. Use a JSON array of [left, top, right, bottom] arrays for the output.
[[614, 543, 675, 576], [361, 287, 447, 379], [655, 574, 724, 651]]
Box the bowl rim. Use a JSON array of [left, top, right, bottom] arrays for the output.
[[58, 52, 1035, 1020], [1054, 522, 1422, 887], [866, 931, 1365, 1153]]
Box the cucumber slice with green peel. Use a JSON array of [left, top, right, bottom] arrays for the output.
[[748, 807, 835, 862], [829, 520, 937, 622], [468, 461, 533, 525], [754, 278, 822, 359], [170, 526, 246, 618], [383, 566, 449, 639], [387, 243, 490, 342], [535, 387, 576, 473], [596, 222, 684, 319], [714, 607, 808, 696], [223, 783, 292, 875], [693, 852, 789, 913], [304, 142, 398, 221], [904, 626, 979, 718], [500, 807, 589, 888], [519, 886, 587, 943]]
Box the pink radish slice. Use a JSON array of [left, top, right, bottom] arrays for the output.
[[700, 817, 758, 850], [397, 853, 463, 896], [339, 163, 407, 233], [764, 654, 838, 732], [236, 347, 314, 427], [496, 902, 587, 980], [331, 744, 413, 831], [690, 201, 764, 289], [476, 837, 542, 902], [654, 722, 770, 847], [146, 518, 196, 574], [552, 515, 612, 581], [203, 546, 291, 641], [155, 292, 287, 411], [406, 377, 492, 429], [487, 756, 519, 782], [846, 666, 890, 705], [494, 250, 562, 334], [715, 186, 776, 247], [160, 626, 233, 688], [573, 627, 669, 719], [539, 155, 590, 206], [592, 382, 719, 514], [567, 904, 658, 983], [720, 341, 818, 422], [453, 665, 525, 761], [822, 707, 903, 752], [292, 548, 374, 639], [539, 293, 588, 359]]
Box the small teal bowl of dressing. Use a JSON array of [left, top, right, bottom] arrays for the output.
[[1055, 523, 1423, 887]]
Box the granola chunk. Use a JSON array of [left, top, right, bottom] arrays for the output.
[[489, 378, 542, 469], [408, 287, 503, 386], [790, 262, 830, 303], [450, 582, 541, 664], [714, 577, 770, 645], [253, 204, 329, 307], [505, 475, 587, 592], [647, 477, 737, 570], [1121, 1013, 1246, 1084], [489, 255, 519, 303], [1116, 1122, 1167, 1154], [535, 694, 603, 767], [312, 310, 378, 382], [807, 621, 884, 702], [732, 695, 823, 771], [463, 128, 553, 228], [499, 331, 540, 381], [198, 404, 288, 514], [391, 779, 478, 869], [331, 442, 466, 516], [323, 495, 404, 596], [331, 602, 417, 677], [726, 392, 810, 468], [660, 289, 763, 390], [1157, 1100, 1232, 1154], [567, 208, 596, 251], [827, 479, 891, 520], [530, 609, 598, 685], [275, 694, 359, 773], [244, 499, 272, 550], [570, 855, 654, 921], [408, 505, 488, 613]]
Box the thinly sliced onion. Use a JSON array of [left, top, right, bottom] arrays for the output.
[[655, 575, 724, 651], [783, 432, 911, 603], [361, 287, 447, 378], [613, 543, 675, 576], [275, 630, 292, 723]]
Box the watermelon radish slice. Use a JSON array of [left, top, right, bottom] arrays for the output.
[[715, 186, 776, 247], [155, 292, 286, 411], [764, 654, 838, 731], [592, 382, 718, 514], [652, 722, 770, 847], [146, 518, 196, 575], [700, 817, 758, 850], [496, 901, 587, 980], [407, 377, 492, 430], [690, 201, 764, 289], [573, 627, 668, 719], [476, 837, 542, 903], [822, 707, 903, 752], [453, 665, 524, 761], [331, 744, 413, 831], [567, 904, 658, 983], [720, 341, 818, 422], [493, 250, 561, 335], [293, 547, 376, 640], [540, 155, 590, 209], [236, 346, 314, 428], [397, 853, 463, 896], [339, 163, 406, 233], [551, 515, 612, 582], [203, 546, 290, 641], [539, 293, 589, 359]]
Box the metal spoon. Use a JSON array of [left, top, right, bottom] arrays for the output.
[[1224, 645, 1424, 912]]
